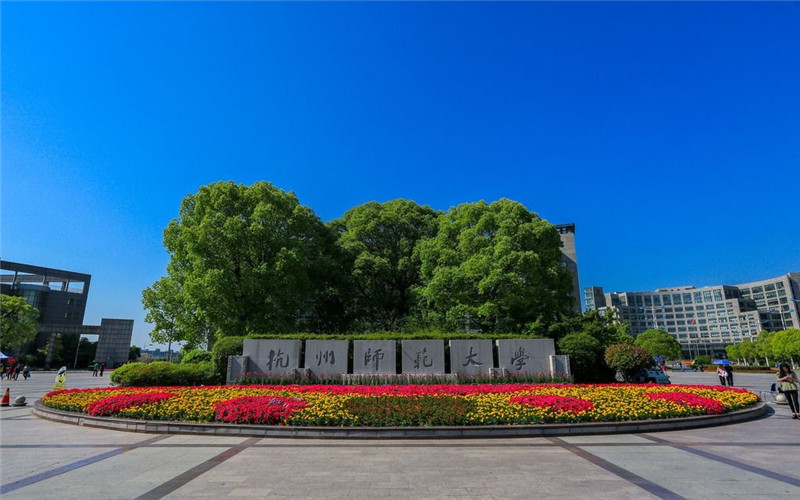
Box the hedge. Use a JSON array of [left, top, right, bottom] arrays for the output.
[[110, 361, 217, 387]]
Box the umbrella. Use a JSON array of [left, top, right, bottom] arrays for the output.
[[713, 359, 731, 365], [0, 351, 8, 360]]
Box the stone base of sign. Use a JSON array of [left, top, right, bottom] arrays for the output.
[[226, 356, 251, 384], [33, 400, 768, 439], [549, 355, 571, 376], [340, 373, 459, 384]]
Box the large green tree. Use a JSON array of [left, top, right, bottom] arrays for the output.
[[0, 294, 39, 351], [330, 199, 440, 330], [550, 310, 633, 382], [634, 329, 682, 360], [145, 181, 348, 337], [415, 199, 574, 332]]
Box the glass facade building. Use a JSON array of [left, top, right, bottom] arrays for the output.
[[585, 273, 800, 358], [1, 260, 134, 367]]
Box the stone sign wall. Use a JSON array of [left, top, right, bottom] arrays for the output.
[[352, 340, 397, 375], [449, 340, 493, 377], [304, 340, 349, 376], [401, 340, 445, 375], [243, 339, 301, 376], [496, 339, 555, 375], [228, 338, 570, 383]]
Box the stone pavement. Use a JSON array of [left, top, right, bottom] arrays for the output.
[[1, 370, 798, 499]]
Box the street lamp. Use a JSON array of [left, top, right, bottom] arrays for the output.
[[73, 335, 84, 369]]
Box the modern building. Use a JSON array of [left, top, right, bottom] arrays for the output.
[[557, 223, 581, 314], [585, 273, 800, 358], [1, 260, 134, 367]]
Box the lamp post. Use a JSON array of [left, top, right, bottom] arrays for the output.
[[72, 335, 84, 369]]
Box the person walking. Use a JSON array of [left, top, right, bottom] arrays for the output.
[[99, 363, 105, 377], [716, 365, 727, 386], [777, 363, 799, 419], [92, 362, 99, 377], [724, 364, 734, 387], [8, 364, 15, 381], [22, 364, 30, 380]]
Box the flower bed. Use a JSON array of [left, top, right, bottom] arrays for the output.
[[41, 384, 759, 427]]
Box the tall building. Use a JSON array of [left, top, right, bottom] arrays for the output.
[[1, 260, 134, 367], [556, 224, 581, 314], [585, 273, 800, 358]]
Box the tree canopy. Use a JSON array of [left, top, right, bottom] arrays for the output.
[[634, 329, 682, 360], [0, 294, 40, 350], [728, 329, 800, 366], [415, 199, 574, 333], [330, 199, 440, 331], [144, 184, 584, 341], [145, 181, 346, 339]]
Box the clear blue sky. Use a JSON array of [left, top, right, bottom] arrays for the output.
[[2, 2, 798, 349]]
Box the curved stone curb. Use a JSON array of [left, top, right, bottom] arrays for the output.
[[33, 401, 768, 439]]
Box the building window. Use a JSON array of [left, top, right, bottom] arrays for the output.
[[713, 290, 723, 301]]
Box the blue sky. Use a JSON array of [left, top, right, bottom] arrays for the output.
[[2, 2, 798, 349]]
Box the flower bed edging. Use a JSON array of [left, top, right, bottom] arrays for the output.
[[33, 400, 768, 439]]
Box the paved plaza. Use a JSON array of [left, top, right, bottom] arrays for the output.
[[1, 369, 798, 499]]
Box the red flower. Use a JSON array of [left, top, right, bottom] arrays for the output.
[[509, 395, 594, 414], [213, 396, 307, 425], [86, 392, 176, 416], [646, 392, 725, 414]]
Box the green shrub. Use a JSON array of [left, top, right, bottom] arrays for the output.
[[211, 336, 245, 380], [110, 361, 216, 387], [604, 344, 653, 375], [694, 355, 712, 365], [558, 333, 601, 381], [245, 332, 533, 341], [181, 349, 212, 364]]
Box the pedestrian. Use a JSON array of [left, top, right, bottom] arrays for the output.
[[8, 364, 15, 381], [724, 364, 733, 387], [92, 362, 99, 377], [22, 364, 30, 380], [777, 363, 799, 419], [99, 363, 105, 377], [0, 363, 5, 379], [716, 365, 727, 386]]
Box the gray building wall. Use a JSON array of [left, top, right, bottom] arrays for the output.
[[585, 272, 799, 358], [556, 224, 581, 313]]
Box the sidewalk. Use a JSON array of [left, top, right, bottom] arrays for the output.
[[1, 371, 798, 499]]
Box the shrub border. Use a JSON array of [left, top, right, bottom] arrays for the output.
[[33, 400, 767, 439]]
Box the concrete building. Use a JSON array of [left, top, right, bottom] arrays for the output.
[[1, 260, 134, 367], [557, 223, 581, 314], [585, 273, 800, 358]]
